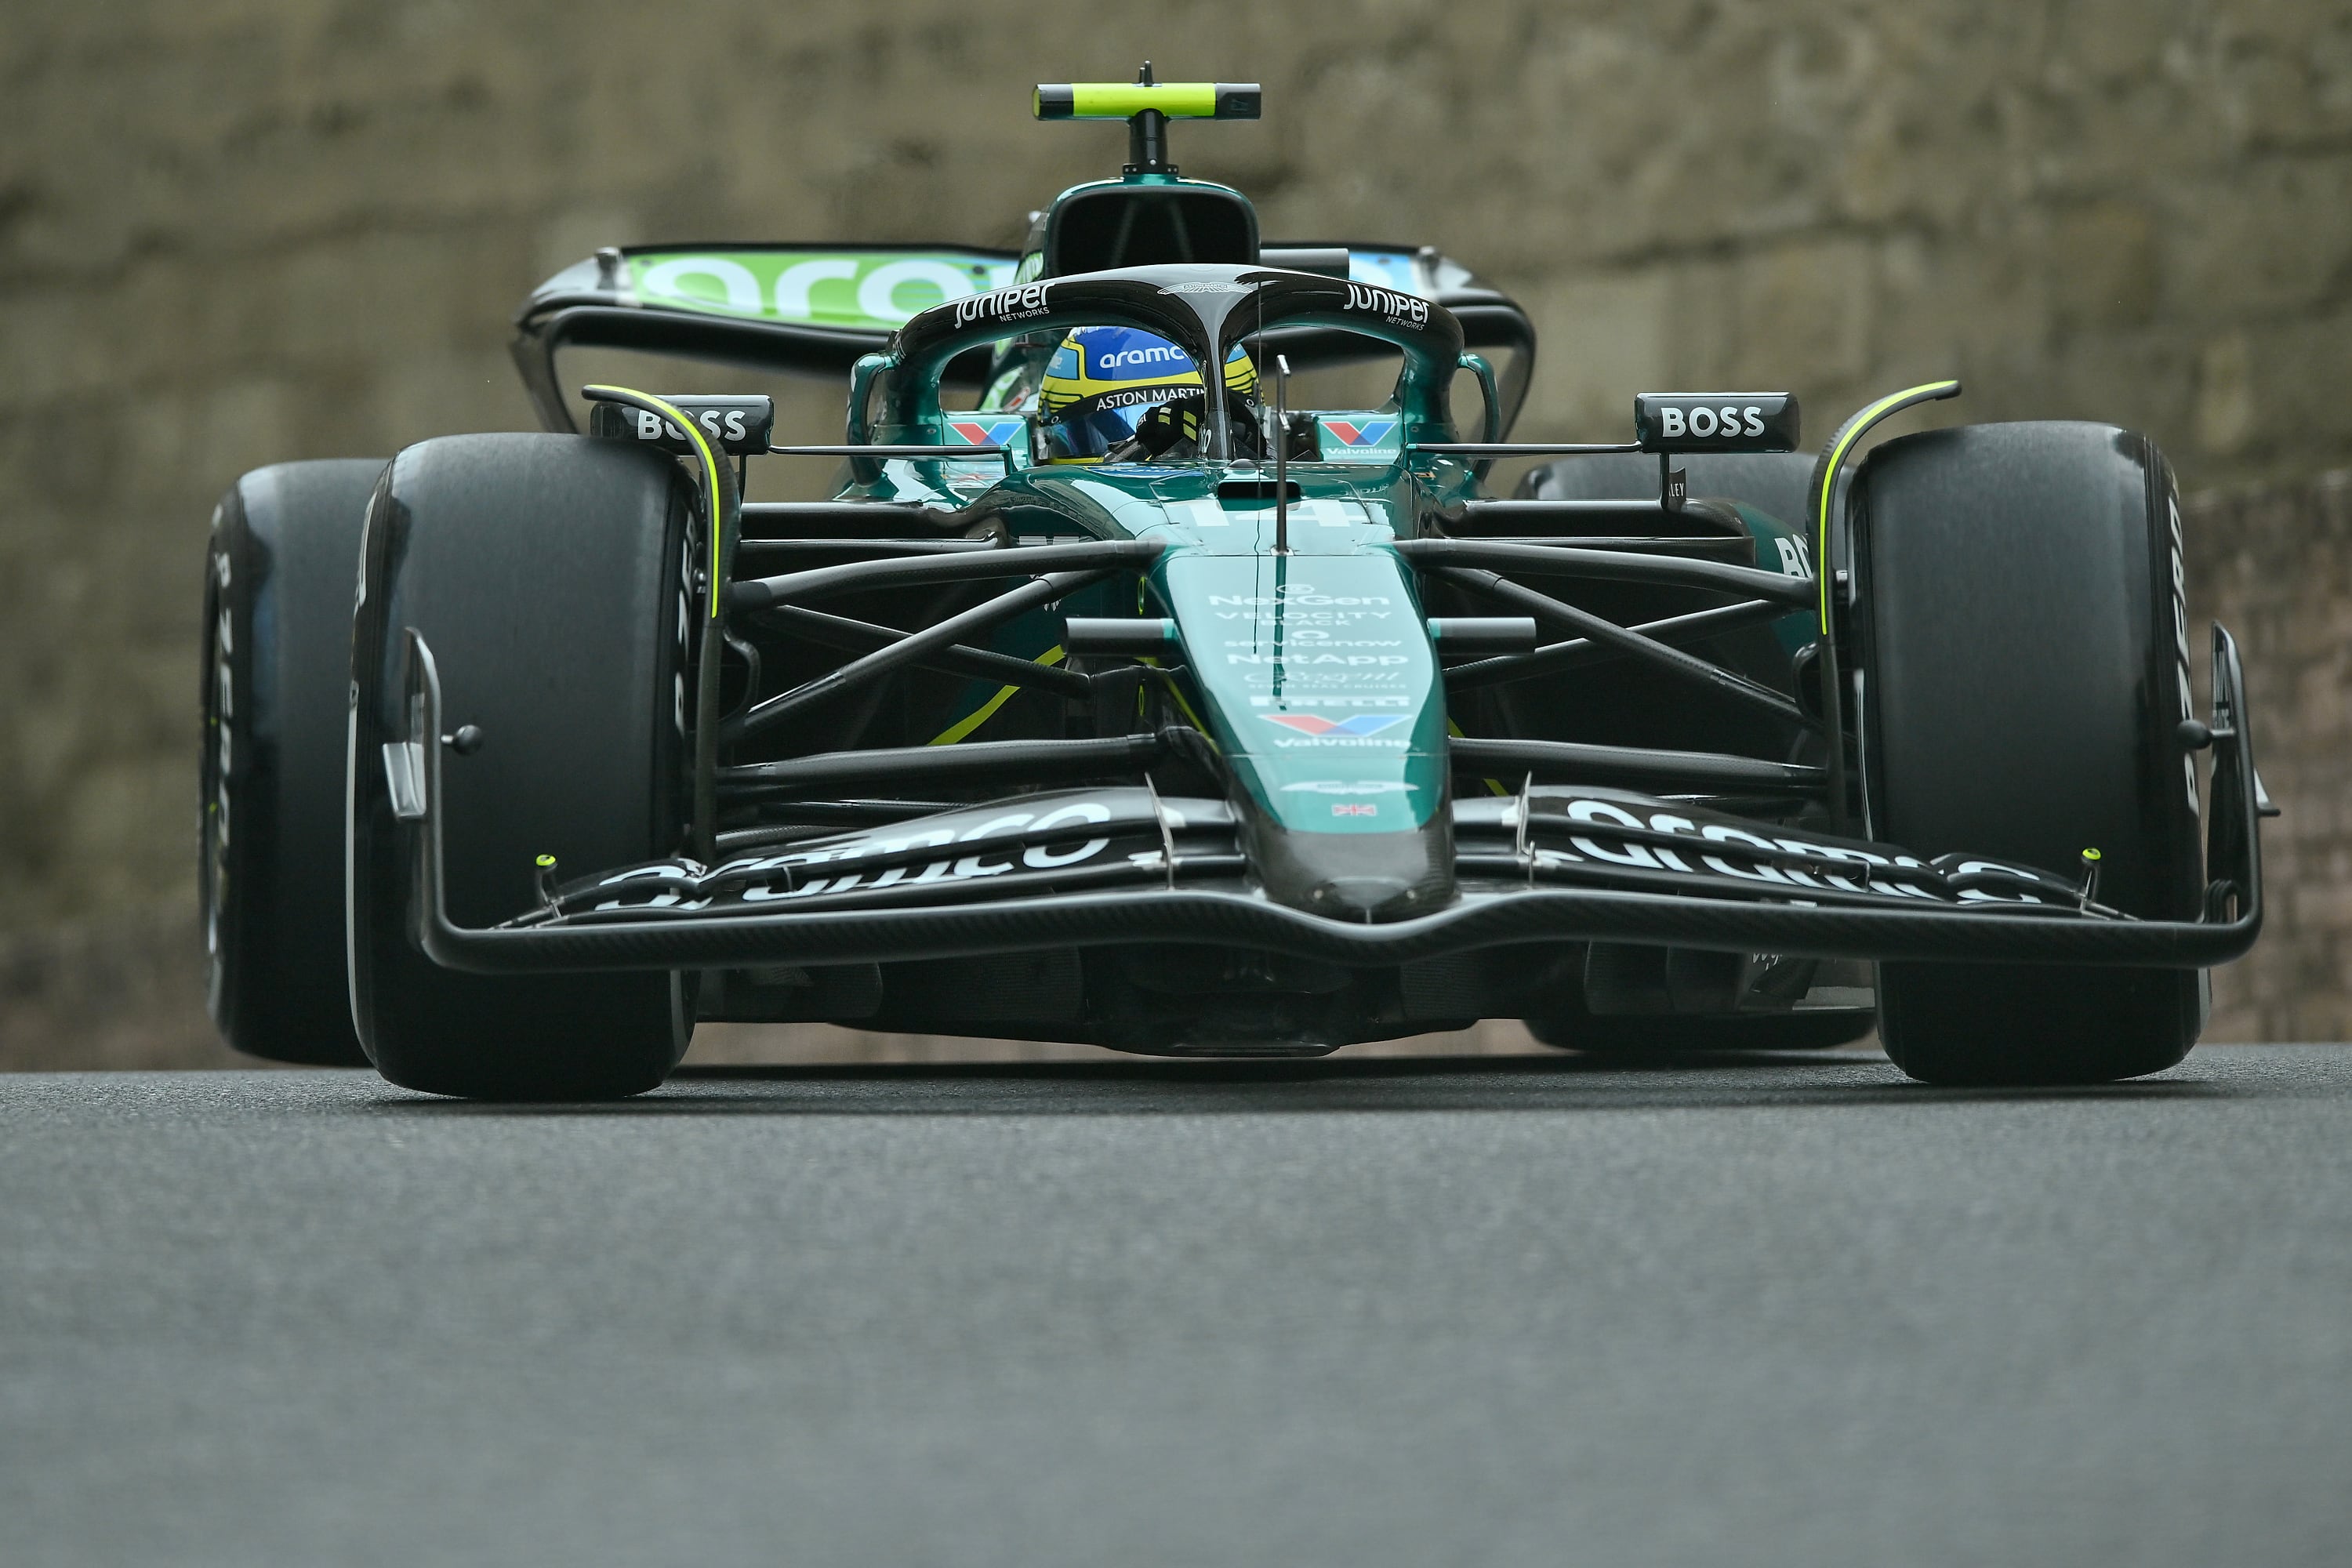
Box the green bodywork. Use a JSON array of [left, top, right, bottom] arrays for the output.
[[848, 452, 1817, 840], [851, 453, 1475, 837]]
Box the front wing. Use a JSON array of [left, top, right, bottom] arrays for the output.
[[392, 631, 2267, 977]]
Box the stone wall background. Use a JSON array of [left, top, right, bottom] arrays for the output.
[[2187, 471, 2352, 1042], [2, 1, 2347, 1063]]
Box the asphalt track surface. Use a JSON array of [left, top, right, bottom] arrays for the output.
[[4, 1046, 2349, 1567]]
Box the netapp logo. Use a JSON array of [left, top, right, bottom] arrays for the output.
[[1345, 282, 1429, 328]]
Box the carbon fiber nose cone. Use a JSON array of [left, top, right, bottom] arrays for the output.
[[1247, 815, 1454, 923], [1306, 875, 1420, 920]]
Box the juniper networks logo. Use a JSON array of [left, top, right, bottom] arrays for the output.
[[1262, 714, 1407, 738]]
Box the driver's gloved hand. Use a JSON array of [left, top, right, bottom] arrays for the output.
[[1101, 398, 1200, 464], [1224, 390, 1267, 460], [1280, 409, 1319, 460], [1130, 397, 1201, 458]]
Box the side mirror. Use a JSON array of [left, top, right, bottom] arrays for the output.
[[846, 351, 898, 445], [587, 394, 773, 456], [1458, 352, 1502, 445]]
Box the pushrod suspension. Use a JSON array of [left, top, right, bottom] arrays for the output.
[[719, 734, 1169, 795], [734, 538, 999, 561], [1427, 533, 1756, 560], [739, 503, 982, 535], [1443, 597, 1794, 691], [728, 568, 1119, 739], [1428, 499, 1745, 536], [768, 604, 1091, 698], [730, 538, 1162, 611], [1431, 566, 1813, 730], [1449, 736, 1825, 794], [1395, 537, 1811, 606]]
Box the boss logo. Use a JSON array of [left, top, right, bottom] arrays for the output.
[[589, 395, 773, 457], [1635, 392, 1799, 453], [1662, 405, 1762, 438], [635, 407, 749, 443]]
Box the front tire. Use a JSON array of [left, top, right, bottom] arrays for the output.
[[1852, 423, 2205, 1085], [348, 434, 695, 1100], [202, 460, 386, 1065]]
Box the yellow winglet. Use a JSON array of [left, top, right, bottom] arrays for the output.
[[1813, 379, 1962, 632], [583, 384, 728, 622]]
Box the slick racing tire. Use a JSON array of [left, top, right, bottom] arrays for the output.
[[349, 434, 694, 1100], [1518, 450, 1817, 532], [202, 460, 386, 1066], [1852, 423, 2205, 1087]]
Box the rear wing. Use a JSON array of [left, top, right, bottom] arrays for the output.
[[512, 241, 1535, 435], [511, 244, 1019, 432]]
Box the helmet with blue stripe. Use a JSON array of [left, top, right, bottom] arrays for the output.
[[1037, 325, 1258, 462]]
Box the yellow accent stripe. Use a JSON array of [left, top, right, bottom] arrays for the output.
[[1816, 379, 1962, 632], [1446, 718, 1509, 797], [1059, 83, 1220, 118], [583, 385, 727, 621], [1160, 670, 1213, 739], [927, 647, 1067, 746]]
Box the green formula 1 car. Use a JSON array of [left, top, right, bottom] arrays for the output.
[[202, 74, 2267, 1098]]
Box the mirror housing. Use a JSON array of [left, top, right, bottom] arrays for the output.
[[1634, 392, 1799, 453]]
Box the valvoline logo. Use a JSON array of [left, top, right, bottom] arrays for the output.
[[947, 417, 1024, 448], [1262, 713, 1408, 737], [1321, 418, 1399, 448]]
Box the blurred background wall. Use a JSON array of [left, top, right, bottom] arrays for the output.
[[3, 0, 2348, 1066]]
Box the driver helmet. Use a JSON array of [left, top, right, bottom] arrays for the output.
[[1037, 325, 1257, 463]]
